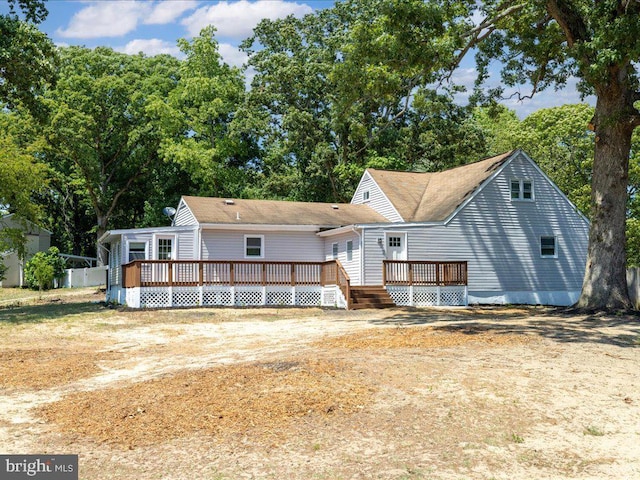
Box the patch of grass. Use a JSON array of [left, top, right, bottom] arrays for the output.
[[509, 433, 525, 444], [0, 301, 105, 325], [583, 425, 605, 436]]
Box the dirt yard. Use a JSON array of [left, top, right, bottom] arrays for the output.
[[1, 290, 640, 479]]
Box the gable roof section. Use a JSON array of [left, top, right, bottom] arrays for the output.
[[181, 196, 389, 227], [366, 151, 515, 222]]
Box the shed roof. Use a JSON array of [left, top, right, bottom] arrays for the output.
[[181, 196, 389, 226], [366, 151, 514, 222]]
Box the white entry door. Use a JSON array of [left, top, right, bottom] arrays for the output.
[[385, 233, 407, 260]]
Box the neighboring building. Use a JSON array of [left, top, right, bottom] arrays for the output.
[[100, 150, 589, 309], [0, 214, 51, 287]]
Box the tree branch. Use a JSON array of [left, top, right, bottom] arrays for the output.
[[545, 0, 590, 48]]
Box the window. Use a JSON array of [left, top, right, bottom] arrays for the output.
[[332, 242, 339, 259], [511, 179, 533, 201], [541, 236, 556, 257], [156, 237, 173, 260], [346, 240, 353, 261], [388, 236, 401, 248], [245, 235, 263, 258], [128, 242, 146, 262], [362, 190, 370, 202]]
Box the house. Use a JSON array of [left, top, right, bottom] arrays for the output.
[[100, 150, 589, 309], [0, 214, 52, 287]]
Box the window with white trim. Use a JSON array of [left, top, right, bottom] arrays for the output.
[[245, 235, 264, 258], [332, 242, 339, 259], [362, 190, 370, 202], [156, 237, 174, 260], [511, 179, 533, 201], [346, 240, 353, 261], [540, 236, 557, 257], [127, 241, 146, 262]]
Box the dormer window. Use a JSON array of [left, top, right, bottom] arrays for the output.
[[362, 190, 370, 202], [511, 179, 533, 201]]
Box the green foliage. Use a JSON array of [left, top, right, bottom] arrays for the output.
[[0, 257, 8, 282], [239, 0, 488, 202], [158, 26, 255, 199], [24, 246, 65, 291], [41, 46, 182, 262], [0, 116, 48, 257], [0, 0, 56, 117]]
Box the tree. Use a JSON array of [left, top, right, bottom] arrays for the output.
[[239, 0, 487, 202], [0, 0, 56, 117], [158, 26, 255, 199], [42, 47, 181, 264], [349, 0, 640, 310], [0, 112, 49, 258]]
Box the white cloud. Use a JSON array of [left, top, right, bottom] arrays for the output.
[[56, 1, 150, 39], [182, 0, 313, 40], [218, 42, 249, 68], [145, 0, 198, 25], [116, 38, 182, 57]]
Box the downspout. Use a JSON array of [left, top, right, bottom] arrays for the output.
[[196, 226, 202, 260], [352, 226, 363, 286]]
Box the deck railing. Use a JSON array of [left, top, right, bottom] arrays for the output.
[[383, 260, 468, 286], [121, 259, 349, 290]]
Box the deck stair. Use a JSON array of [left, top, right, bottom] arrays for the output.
[[349, 286, 396, 310]]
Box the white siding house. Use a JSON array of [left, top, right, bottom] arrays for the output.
[[101, 150, 589, 309]]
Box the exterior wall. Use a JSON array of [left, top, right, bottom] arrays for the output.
[[120, 229, 197, 263], [362, 153, 589, 305], [351, 171, 403, 222], [201, 229, 325, 262], [323, 230, 362, 285], [173, 201, 197, 226]]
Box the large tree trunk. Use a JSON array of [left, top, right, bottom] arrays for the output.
[[577, 86, 634, 310]]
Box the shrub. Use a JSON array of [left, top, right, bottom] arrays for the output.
[[24, 247, 66, 291]]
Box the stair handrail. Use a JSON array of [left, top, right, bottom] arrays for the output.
[[335, 260, 351, 310]]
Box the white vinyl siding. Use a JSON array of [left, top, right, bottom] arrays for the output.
[[119, 229, 196, 263], [173, 201, 197, 226], [351, 172, 403, 222], [323, 231, 362, 285], [362, 153, 588, 295], [201, 230, 325, 262]]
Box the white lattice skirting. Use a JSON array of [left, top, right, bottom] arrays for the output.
[[119, 285, 344, 309], [386, 285, 468, 307]]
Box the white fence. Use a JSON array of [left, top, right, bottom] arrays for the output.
[[63, 266, 107, 288]]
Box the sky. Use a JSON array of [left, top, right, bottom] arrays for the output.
[[32, 0, 592, 118]]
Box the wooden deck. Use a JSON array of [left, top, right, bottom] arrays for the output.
[[383, 260, 468, 286]]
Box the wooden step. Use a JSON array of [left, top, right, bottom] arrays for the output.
[[348, 286, 396, 310]]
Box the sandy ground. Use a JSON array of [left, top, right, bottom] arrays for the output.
[[1, 295, 640, 479]]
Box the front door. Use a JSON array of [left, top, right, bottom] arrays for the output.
[[385, 233, 407, 260]]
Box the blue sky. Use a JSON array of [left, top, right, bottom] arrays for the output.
[[32, 1, 591, 118]]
